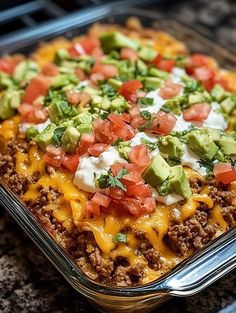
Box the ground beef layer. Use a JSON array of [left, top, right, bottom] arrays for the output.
[[0, 139, 235, 286]]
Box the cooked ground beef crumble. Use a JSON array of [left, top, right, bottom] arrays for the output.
[[0, 139, 235, 286]]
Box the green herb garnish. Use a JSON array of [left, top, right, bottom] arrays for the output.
[[113, 232, 128, 243], [140, 138, 158, 151], [197, 159, 214, 174], [137, 97, 154, 106], [96, 168, 128, 191], [53, 126, 67, 146]]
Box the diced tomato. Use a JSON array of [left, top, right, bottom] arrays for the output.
[[91, 64, 118, 79], [214, 163, 236, 185], [23, 76, 51, 104], [108, 113, 126, 127], [108, 187, 125, 200], [62, 154, 80, 172], [85, 200, 100, 216], [193, 66, 213, 81], [46, 145, 64, 156], [126, 183, 152, 197], [68, 43, 86, 57], [118, 80, 143, 102], [18, 103, 48, 124], [90, 72, 105, 83], [75, 68, 86, 80], [92, 192, 111, 208], [121, 171, 142, 186], [120, 198, 145, 216], [159, 81, 182, 99], [152, 54, 175, 72], [43, 153, 64, 168], [90, 47, 104, 60], [76, 133, 95, 156], [143, 197, 156, 213], [187, 54, 212, 73], [183, 103, 211, 122], [129, 144, 151, 172], [152, 111, 177, 135], [120, 113, 131, 123], [93, 117, 134, 144], [42, 62, 58, 77], [88, 143, 109, 157], [120, 47, 138, 61], [0, 55, 23, 74], [66, 90, 91, 106], [79, 36, 100, 54]]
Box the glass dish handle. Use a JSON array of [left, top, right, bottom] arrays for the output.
[[143, 227, 236, 296]]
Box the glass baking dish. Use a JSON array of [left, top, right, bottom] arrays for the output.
[[0, 4, 236, 313]]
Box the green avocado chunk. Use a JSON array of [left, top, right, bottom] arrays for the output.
[[138, 46, 157, 62], [215, 138, 236, 155], [61, 126, 81, 153], [143, 77, 162, 90], [13, 60, 39, 82], [143, 154, 170, 188], [211, 84, 227, 102], [0, 93, 15, 119], [168, 165, 192, 199], [220, 97, 235, 114], [99, 32, 139, 53], [34, 123, 56, 151], [159, 135, 183, 159], [186, 129, 219, 161]]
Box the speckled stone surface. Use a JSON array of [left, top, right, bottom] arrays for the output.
[[1, 0, 236, 312]]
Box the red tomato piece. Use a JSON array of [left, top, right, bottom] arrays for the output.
[[183, 103, 211, 122], [76, 133, 95, 156], [193, 66, 213, 81], [18, 103, 48, 124], [42, 62, 58, 77], [108, 113, 126, 127], [108, 187, 125, 200], [68, 43, 86, 57], [152, 111, 177, 135], [46, 145, 64, 156], [120, 113, 131, 123], [85, 200, 100, 216], [23, 76, 51, 104], [126, 183, 152, 197], [152, 54, 175, 72], [120, 47, 138, 61], [129, 144, 151, 172], [62, 154, 80, 172], [43, 153, 64, 168], [121, 171, 142, 187], [75, 68, 86, 80], [79, 37, 100, 54], [92, 192, 111, 208], [143, 197, 156, 213], [88, 143, 109, 157], [118, 80, 143, 102], [91, 64, 118, 79], [214, 163, 236, 185], [0, 55, 23, 74], [120, 198, 145, 216], [159, 81, 182, 99]]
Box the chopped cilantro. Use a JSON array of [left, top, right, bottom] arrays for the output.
[[137, 97, 154, 106], [140, 138, 158, 151], [53, 126, 66, 146], [113, 232, 128, 243], [99, 83, 117, 98], [112, 138, 123, 146], [96, 168, 128, 191], [197, 159, 214, 174], [140, 110, 152, 119]]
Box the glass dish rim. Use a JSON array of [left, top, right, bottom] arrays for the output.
[[0, 5, 236, 300]]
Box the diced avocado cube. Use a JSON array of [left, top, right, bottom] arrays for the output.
[[211, 84, 227, 102], [81, 86, 99, 95], [100, 32, 139, 53], [61, 126, 81, 153], [26, 126, 39, 140], [9, 90, 23, 109], [48, 101, 64, 124], [186, 129, 219, 161], [107, 78, 123, 89], [13, 60, 39, 82], [188, 93, 204, 105], [143, 154, 170, 188], [110, 96, 129, 112], [201, 128, 221, 141], [0, 93, 15, 119], [215, 138, 236, 155], [143, 77, 162, 90], [35, 123, 56, 151], [76, 123, 92, 134], [0, 73, 14, 90], [221, 97, 235, 114], [159, 135, 183, 159], [168, 165, 192, 199], [138, 46, 157, 62], [136, 59, 148, 75], [55, 48, 70, 64], [117, 141, 131, 160], [148, 67, 169, 79], [51, 74, 78, 89]]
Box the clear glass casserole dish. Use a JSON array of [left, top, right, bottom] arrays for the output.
[[0, 4, 236, 313]]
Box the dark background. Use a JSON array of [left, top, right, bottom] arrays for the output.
[[0, 1, 236, 312]]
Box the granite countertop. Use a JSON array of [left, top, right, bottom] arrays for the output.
[[1, 0, 236, 312]]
